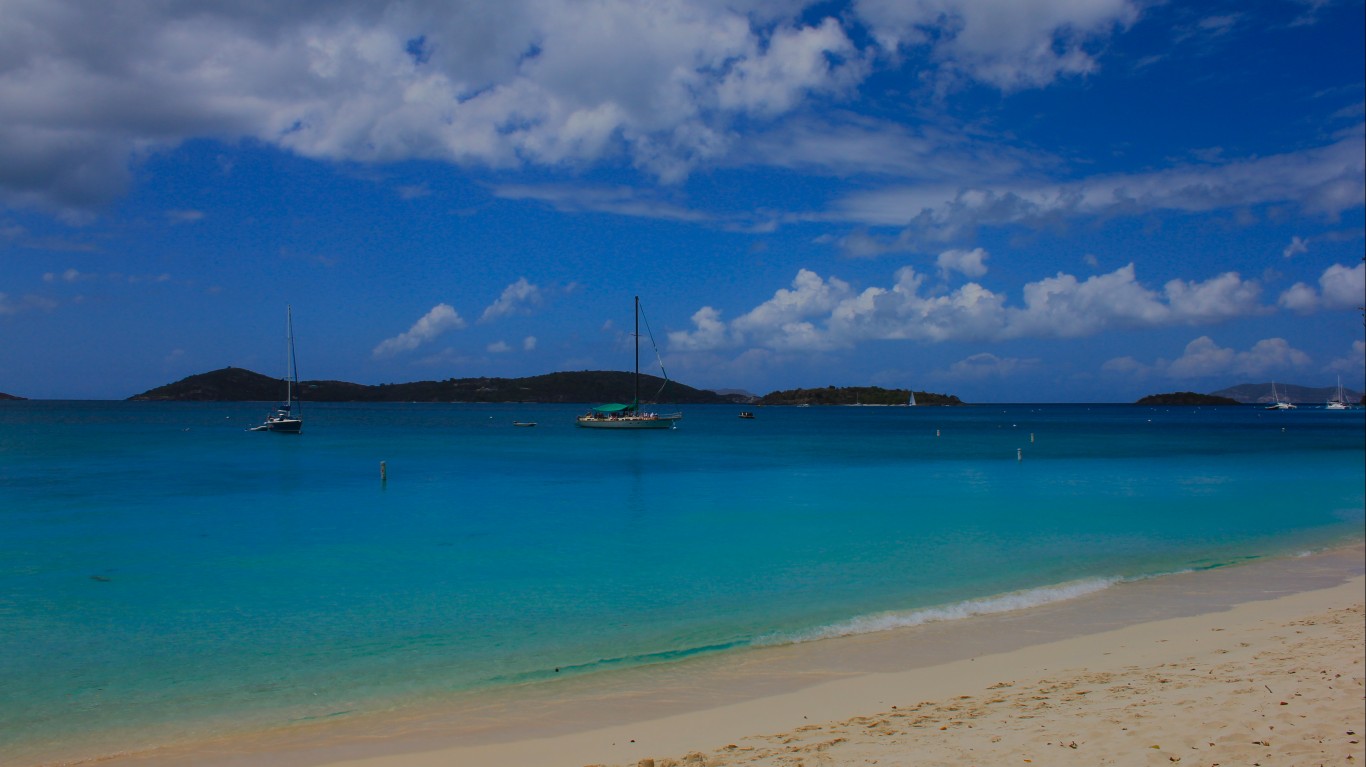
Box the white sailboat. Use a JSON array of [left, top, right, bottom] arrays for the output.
[[1325, 376, 1352, 410], [1263, 381, 1295, 410], [908, 389, 917, 407], [251, 306, 303, 433], [576, 297, 682, 430]]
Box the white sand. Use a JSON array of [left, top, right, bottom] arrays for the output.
[[60, 549, 1365, 767], [317, 574, 1365, 767]]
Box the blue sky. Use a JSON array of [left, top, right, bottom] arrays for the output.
[[1, 0, 1362, 401]]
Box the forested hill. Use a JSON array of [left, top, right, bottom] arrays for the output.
[[759, 385, 962, 406], [0, 392, 24, 400], [1135, 392, 1240, 405], [128, 367, 737, 404]]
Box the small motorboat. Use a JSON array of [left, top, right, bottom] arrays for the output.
[[738, 411, 755, 419], [513, 421, 537, 427]]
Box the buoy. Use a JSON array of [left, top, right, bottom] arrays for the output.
[[1017, 448, 1022, 461], [936, 429, 940, 437], [1030, 433, 1035, 443], [380, 461, 387, 482]]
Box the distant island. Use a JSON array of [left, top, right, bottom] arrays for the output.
[[126, 368, 971, 406], [0, 392, 24, 401], [759, 385, 961, 406], [129, 367, 740, 404], [1135, 392, 1240, 406]]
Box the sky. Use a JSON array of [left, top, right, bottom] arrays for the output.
[[1, 0, 1363, 402]]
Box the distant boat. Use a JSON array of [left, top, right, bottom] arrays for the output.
[[576, 297, 682, 430], [738, 411, 755, 419], [908, 390, 917, 407], [1264, 382, 1296, 410], [250, 306, 303, 433], [513, 421, 537, 427], [1325, 377, 1351, 410]]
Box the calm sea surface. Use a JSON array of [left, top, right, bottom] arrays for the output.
[[1, 401, 1362, 763]]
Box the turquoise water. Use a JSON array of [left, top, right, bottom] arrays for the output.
[[1, 401, 1362, 763]]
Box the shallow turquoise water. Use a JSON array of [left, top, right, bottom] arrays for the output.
[[0, 401, 1362, 762]]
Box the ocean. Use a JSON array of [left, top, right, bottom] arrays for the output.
[[1, 400, 1362, 764]]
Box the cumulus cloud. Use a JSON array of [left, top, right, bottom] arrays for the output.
[[522, 335, 537, 351], [0, 1, 878, 211], [0, 0, 1186, 216], [1327, 340, 1365, 375], [1282, 235, 1308, 258], [936, 247, 988, 279], [1164, 336, 1309, 378], [480, 277, 542, 323], [671, 263, 1267, 352], [1106, 337, 1313, 380], [372, 304, 466, 357], [1277, 261, 1366, 313]]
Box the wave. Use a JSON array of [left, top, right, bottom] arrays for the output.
[[775, 577, 1121, 645]]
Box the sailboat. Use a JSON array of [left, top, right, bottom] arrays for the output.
[[1263, 381, 1295, 411], [250, 306, 303, 433], [1325, 376, 1352, 410], [907, 389, 917, 407], [576, 297, 682, 430]]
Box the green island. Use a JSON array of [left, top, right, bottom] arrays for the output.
[[1135, 392, 1240, 405], [128, 367, 738, 404], [127, 368, 966, 406]]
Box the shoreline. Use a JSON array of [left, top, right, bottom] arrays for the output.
[[60, 542, 1364, 767]]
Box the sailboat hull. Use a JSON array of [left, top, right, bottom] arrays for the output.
[[576, 414, 681, 429], [263, 417, 302, 433]]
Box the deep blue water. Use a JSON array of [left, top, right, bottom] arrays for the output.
[[1, 401, 1362, 763]]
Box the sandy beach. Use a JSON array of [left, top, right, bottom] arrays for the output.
[[90, 545, 1363, 767]]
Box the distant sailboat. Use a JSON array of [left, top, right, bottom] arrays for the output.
[[1325, 376, 1351, 410], [908, 389, 917, 407], [576, 297, 682, 430], [1264, 381, 1295, 411], [250, 306, 303, 433]]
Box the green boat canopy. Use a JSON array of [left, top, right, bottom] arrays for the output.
[[591, 402, 637, 413]]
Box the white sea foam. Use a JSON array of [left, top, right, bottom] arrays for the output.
[[782, 577, 1121, 645]]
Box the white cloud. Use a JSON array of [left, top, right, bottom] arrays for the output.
[[0, 292, 57, 314], [1282, 235, 1308, 258], [0, 1, 880, 211], [487, 340, 512, 353], [854, 0, 1139, 91], [942, 352, 1040, 380], [43, 268, 95, 282], [671, 263, 1269, 352], [832, 131, 1365, 238], [1277, 261, 1366, 313], [522, 335, 537, 351], [0, 0, 1210, 217], [1159, 336, 1310, 379], [1327, 340, 1365, 376], [372, 303, 466, 357], [936, 247, 989, 279], [167, 210, 204, 224], [480, 277, 542, 323]]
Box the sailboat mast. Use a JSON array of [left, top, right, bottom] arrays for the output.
[[286, 305, 297, 410], [633, 295, 640, 408]]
